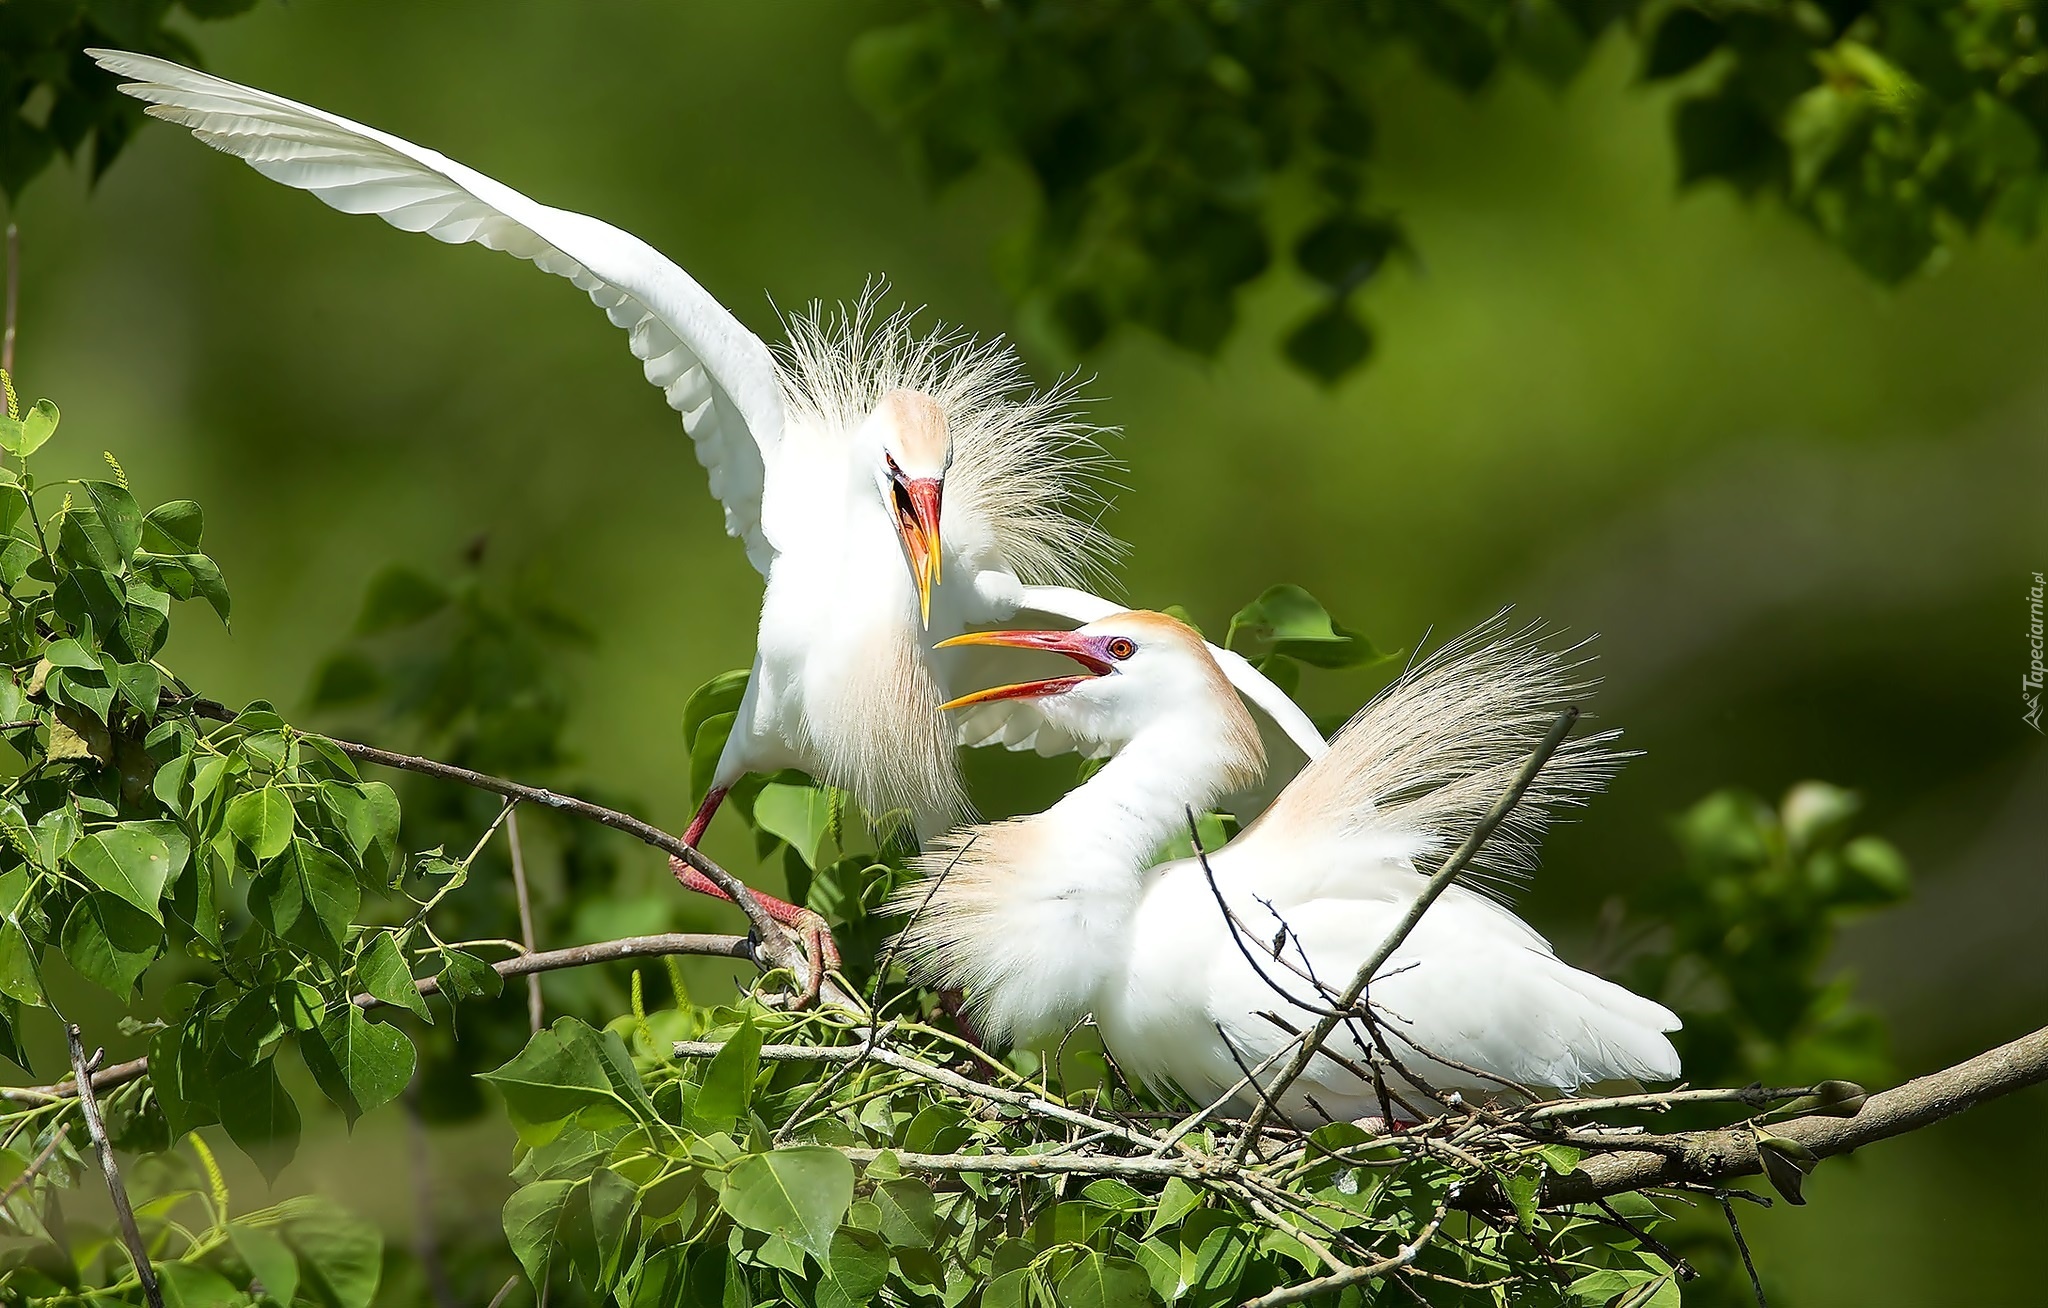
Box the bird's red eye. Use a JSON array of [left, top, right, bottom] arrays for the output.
[[1106, 637, 1136, 661]]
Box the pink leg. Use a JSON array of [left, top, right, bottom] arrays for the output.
[[669, 785, 842, 976], [683, 786, 727, 848]]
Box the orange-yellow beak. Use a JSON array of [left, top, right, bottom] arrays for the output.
[[933, 629, 1116, 711], [895, 477, 944, 628]]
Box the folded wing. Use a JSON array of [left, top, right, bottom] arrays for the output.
[[93, 49, 785, 574]]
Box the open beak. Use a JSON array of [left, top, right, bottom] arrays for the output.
[[895, 477, 944, 628], [933, 629, 1114, 710]]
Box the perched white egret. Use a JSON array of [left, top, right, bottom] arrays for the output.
[[93, 52, 1328, 963], [897, 612, 1680, 1123]]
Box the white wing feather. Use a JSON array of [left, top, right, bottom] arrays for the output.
[[91, 49, 786, 574]]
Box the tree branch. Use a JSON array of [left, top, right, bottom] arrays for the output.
[[1539, 1022, 2048, 1206], [67, 1025, 162, 1308], [3, 934, 755, 1103], [181, 696, 808, 982], [673, 1039, 1169, 1153]]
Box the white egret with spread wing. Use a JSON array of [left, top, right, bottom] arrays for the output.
[[92, 51, 1329, 972], [896, 612, 1680, 1122]]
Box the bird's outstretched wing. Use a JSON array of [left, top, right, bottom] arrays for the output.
[[947, 580, 1330, 768], [92, 49, 785, 574]]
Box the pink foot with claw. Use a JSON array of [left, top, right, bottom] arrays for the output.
[[670, 785, 842, 1004]]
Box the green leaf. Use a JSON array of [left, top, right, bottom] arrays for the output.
[[690, 710, 738, 805], [1224, 584, 1388, 668], [754, 782, 835, 869], [143, 500, 205, 553], [1145, 1175, 1202, 1236], [82, 481, 143, 561], [355, 565, 448, 634], [691, 1016, 760, 1131], [229, 1222, 298, 1306], [61, 891, 161, 997], [249, 841, 359, 966], [823, 1227, 889, 1305], [0, 920, 43, 1006], [218, 1059, 301, 1183], [718, 1147, 856, 1264], [67, 825, 181, 921], [588, 1166, 639, 1288], [279, 1196, 382, 1308], [1056, 1252, 1153, 1308], [0, 399, 58, 458], [873, 1176, 936, 1248], [481, 1018, 643, 1138], [300, 1006, 414, 1125], [1755, 1131, 1817, 1205], [436, 948, 503, 1003], [151, 1023, 218, 1138], [158, 1263, 242, 1308], [226, 786, 296, 861], [1283, 302, 1373, 384], [502, 1179, 581, 1287], [184, 553, 231, 623], [684, 668, 751, 748], [356, 933, 428, 1020]]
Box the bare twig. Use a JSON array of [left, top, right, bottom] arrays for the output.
[[1521, 1083, 1822, 1122], [1720, 1191, 1768, 1307], [67, 1025, 162, 1308], [505, 809, 543, 1034], [3, 222, 17, 377], [1234, 708, 1580, 1156], [404, 1079, 458, 1308], [838, 1146, 1228, 1180], [0, 1115, 70, 1209], [1, 934, 756, 1103], [1240, 1200, 1451, 1308], [186, 697, 808, 986], [673, 1039, 1169, 1153]]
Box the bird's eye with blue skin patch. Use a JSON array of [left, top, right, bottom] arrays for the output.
[[1106, 637, 1136, 661]]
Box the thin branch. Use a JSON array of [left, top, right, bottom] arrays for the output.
[[1235, 708, 1580, 1156], [187, 697, 806, 984], [1521, 1083, 1824, 1122], [837, 1146, 1226, 1181], [1720, 1191, 1768, 1307], [505, 808, 543, 1034], [404, 1078, 458, 1308], [1, 934, 755, 1103], [329, 735, 793, 968], [1240, 1200, 1451, 1308], [67, 1025, 162, 1308], [1539, 1020, 2048, 1205], [673, 1039, 1169, 1153], [3, 222, 17, 377], [0, 1114, 70, 1209]]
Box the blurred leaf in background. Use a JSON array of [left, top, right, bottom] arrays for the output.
[[0, 0, 262, 200], [852, 0, 2048, 382]]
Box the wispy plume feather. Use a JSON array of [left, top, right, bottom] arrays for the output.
[[775, 284, 1125, 592]]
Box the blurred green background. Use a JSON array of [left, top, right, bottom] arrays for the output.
[[6, 1, 2044, 1302]]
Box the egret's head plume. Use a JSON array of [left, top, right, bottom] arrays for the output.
[[774, 284, 1125, 612]]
